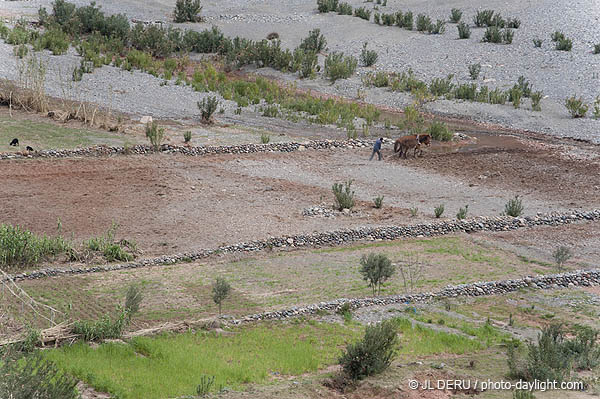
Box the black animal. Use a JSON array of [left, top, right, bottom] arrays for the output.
[[9, 138, 19, 146], [26, 146, 34, 152]]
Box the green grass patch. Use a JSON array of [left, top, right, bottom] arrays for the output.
[[46, 321, 360, 399], [0, 116, 139, 152]]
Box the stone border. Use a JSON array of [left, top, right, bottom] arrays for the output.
[[0, 139, 373, 161], [4, 209, 600, 283], [233, 268, 600, 323]]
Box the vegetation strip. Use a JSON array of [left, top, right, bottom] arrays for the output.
[[4, 209, 600, 283]]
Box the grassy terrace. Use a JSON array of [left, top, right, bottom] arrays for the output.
[[3, 235, 578, 330]]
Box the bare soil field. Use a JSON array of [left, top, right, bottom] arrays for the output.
[[2, 131, 600, 257]]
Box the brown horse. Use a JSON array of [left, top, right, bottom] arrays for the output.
[[394, 134, 431, 158]]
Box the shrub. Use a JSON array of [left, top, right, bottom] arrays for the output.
[[359, 253, 395, 295], [145, 121, 165, 151], [373, 13, 381, 25], [504, 195, 524, 217], [0, 224, 71, 268], [507, 17, 521, 28], [174, 0, 203, 22], [551, 31, 565, 42], [489, 88, 507, 104], [457, 22, 471, 39], [409, 207, 418, 217], [198, 95, 219, 123], [427, 121, 453, 141], [416, 14, 432, 32], [0, 352, 79, 399], [454, 83, 477, 100], [428, 20, 446, 34], [299, 28, 327, 53], [262, 105, 279, 117], [565, 95, 588, 118], [196, 375, 215, 396], [38, 28, 70, 55], [429, 74, 454, 96], [72, 308, 128, 341], [552, 246, 572, 270], [317, 0, 338, 13], [337, 2, 353, 15], [566, 325, 600, 370], [490, 14, 505, 28], [533, 38, 542, 47], [332, 180, 355, 210], [556, 37, 572, 51], [456, 204, 469, 219], [381, 13, 395, 26], [516, 76, 532, 97], [468, 63, 481, 80], [360, 42, 378, 67], [373, 195, 384, 209], [482, 26, 502, 43], [354, 7, 371, 21], [450, 8, 462, 23], [324, 52, 357, 81], [338, 319, 398, 380], [183, 130, 192, 143], [125, 284, 143, 316], [434, 204, 445, 218], [212, 277, 231, 315], [298, 50, 318, 78], [594, 44, 600, 54], [593, 96, 600, 119], [510, 87, 522, 108], [473, 9, 495, 27], [402, 11, 414, 30], [531, 91, 542, 111], [14, 43, 29, 59], [260, 133, 271, 143]]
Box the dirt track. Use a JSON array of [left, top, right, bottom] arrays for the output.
[[1, 132, 600, 256]]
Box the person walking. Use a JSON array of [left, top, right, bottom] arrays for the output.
[[370, 137, 384, 161]]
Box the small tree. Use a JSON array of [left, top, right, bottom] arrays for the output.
[[338, 319, 398, 380], [198, 96, 219, 123], [552, 246, 572, 271], [174, 0, 203, 23], [212, 277, 231, 316], [145, 121, 165, 151], [359, 253, 395, 295]]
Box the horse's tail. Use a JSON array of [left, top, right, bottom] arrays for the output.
[[394, 139, 400, 153]]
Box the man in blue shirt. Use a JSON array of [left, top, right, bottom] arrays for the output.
[[370, 137, 384, 161]]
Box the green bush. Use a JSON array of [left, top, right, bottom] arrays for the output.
[[72, 308, 129, 341], [473, 9, 495, 27], [489, 88, 507, 104], [503, 29, 514, 44], [145, 121, 166, 150], [565, 95, 588, 118], [299, 28, 327, 53], [427, 121, 453, 141], [0, 224, 71, 268], [381, 13, 395, 26], [504, 195, 524, 217], [531, 91, 542, 111], [468, 63, 481, 80], [551, 31, 565, 42], [0, 352, 79, 399], [338, 319, 398, 380], [324, 52, 357, 81], [533, 38, 542, 47], [429, 74, 454, 96], [317, 0, 338, 13], [506, 17, 521, 28], [434, 204, 445, 218], [196, 375, 215, 396], [360, 42, 378, 67], [457, 22, 471, 39], [183, 130, 192, 143], [332, 180, 355, 211], [337, 2, 353, 15], [174, 0, 203, 22], [353, 7, 371, 20], [454, 83, 477, 100], [428, 20, 445, 34], [416, 14, 432, 32], [402, 11, 414, 30], [482, 26, 502, 43], [374, 13, 381, 25], [450, 8, 462, 23], [260, 133, 271, 144], [456, 204, 469, 219], [510, 87, 522, 108], [373, 195, 384, 209], [198, 95, 219, 123], [556, 37, 572, 51]]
